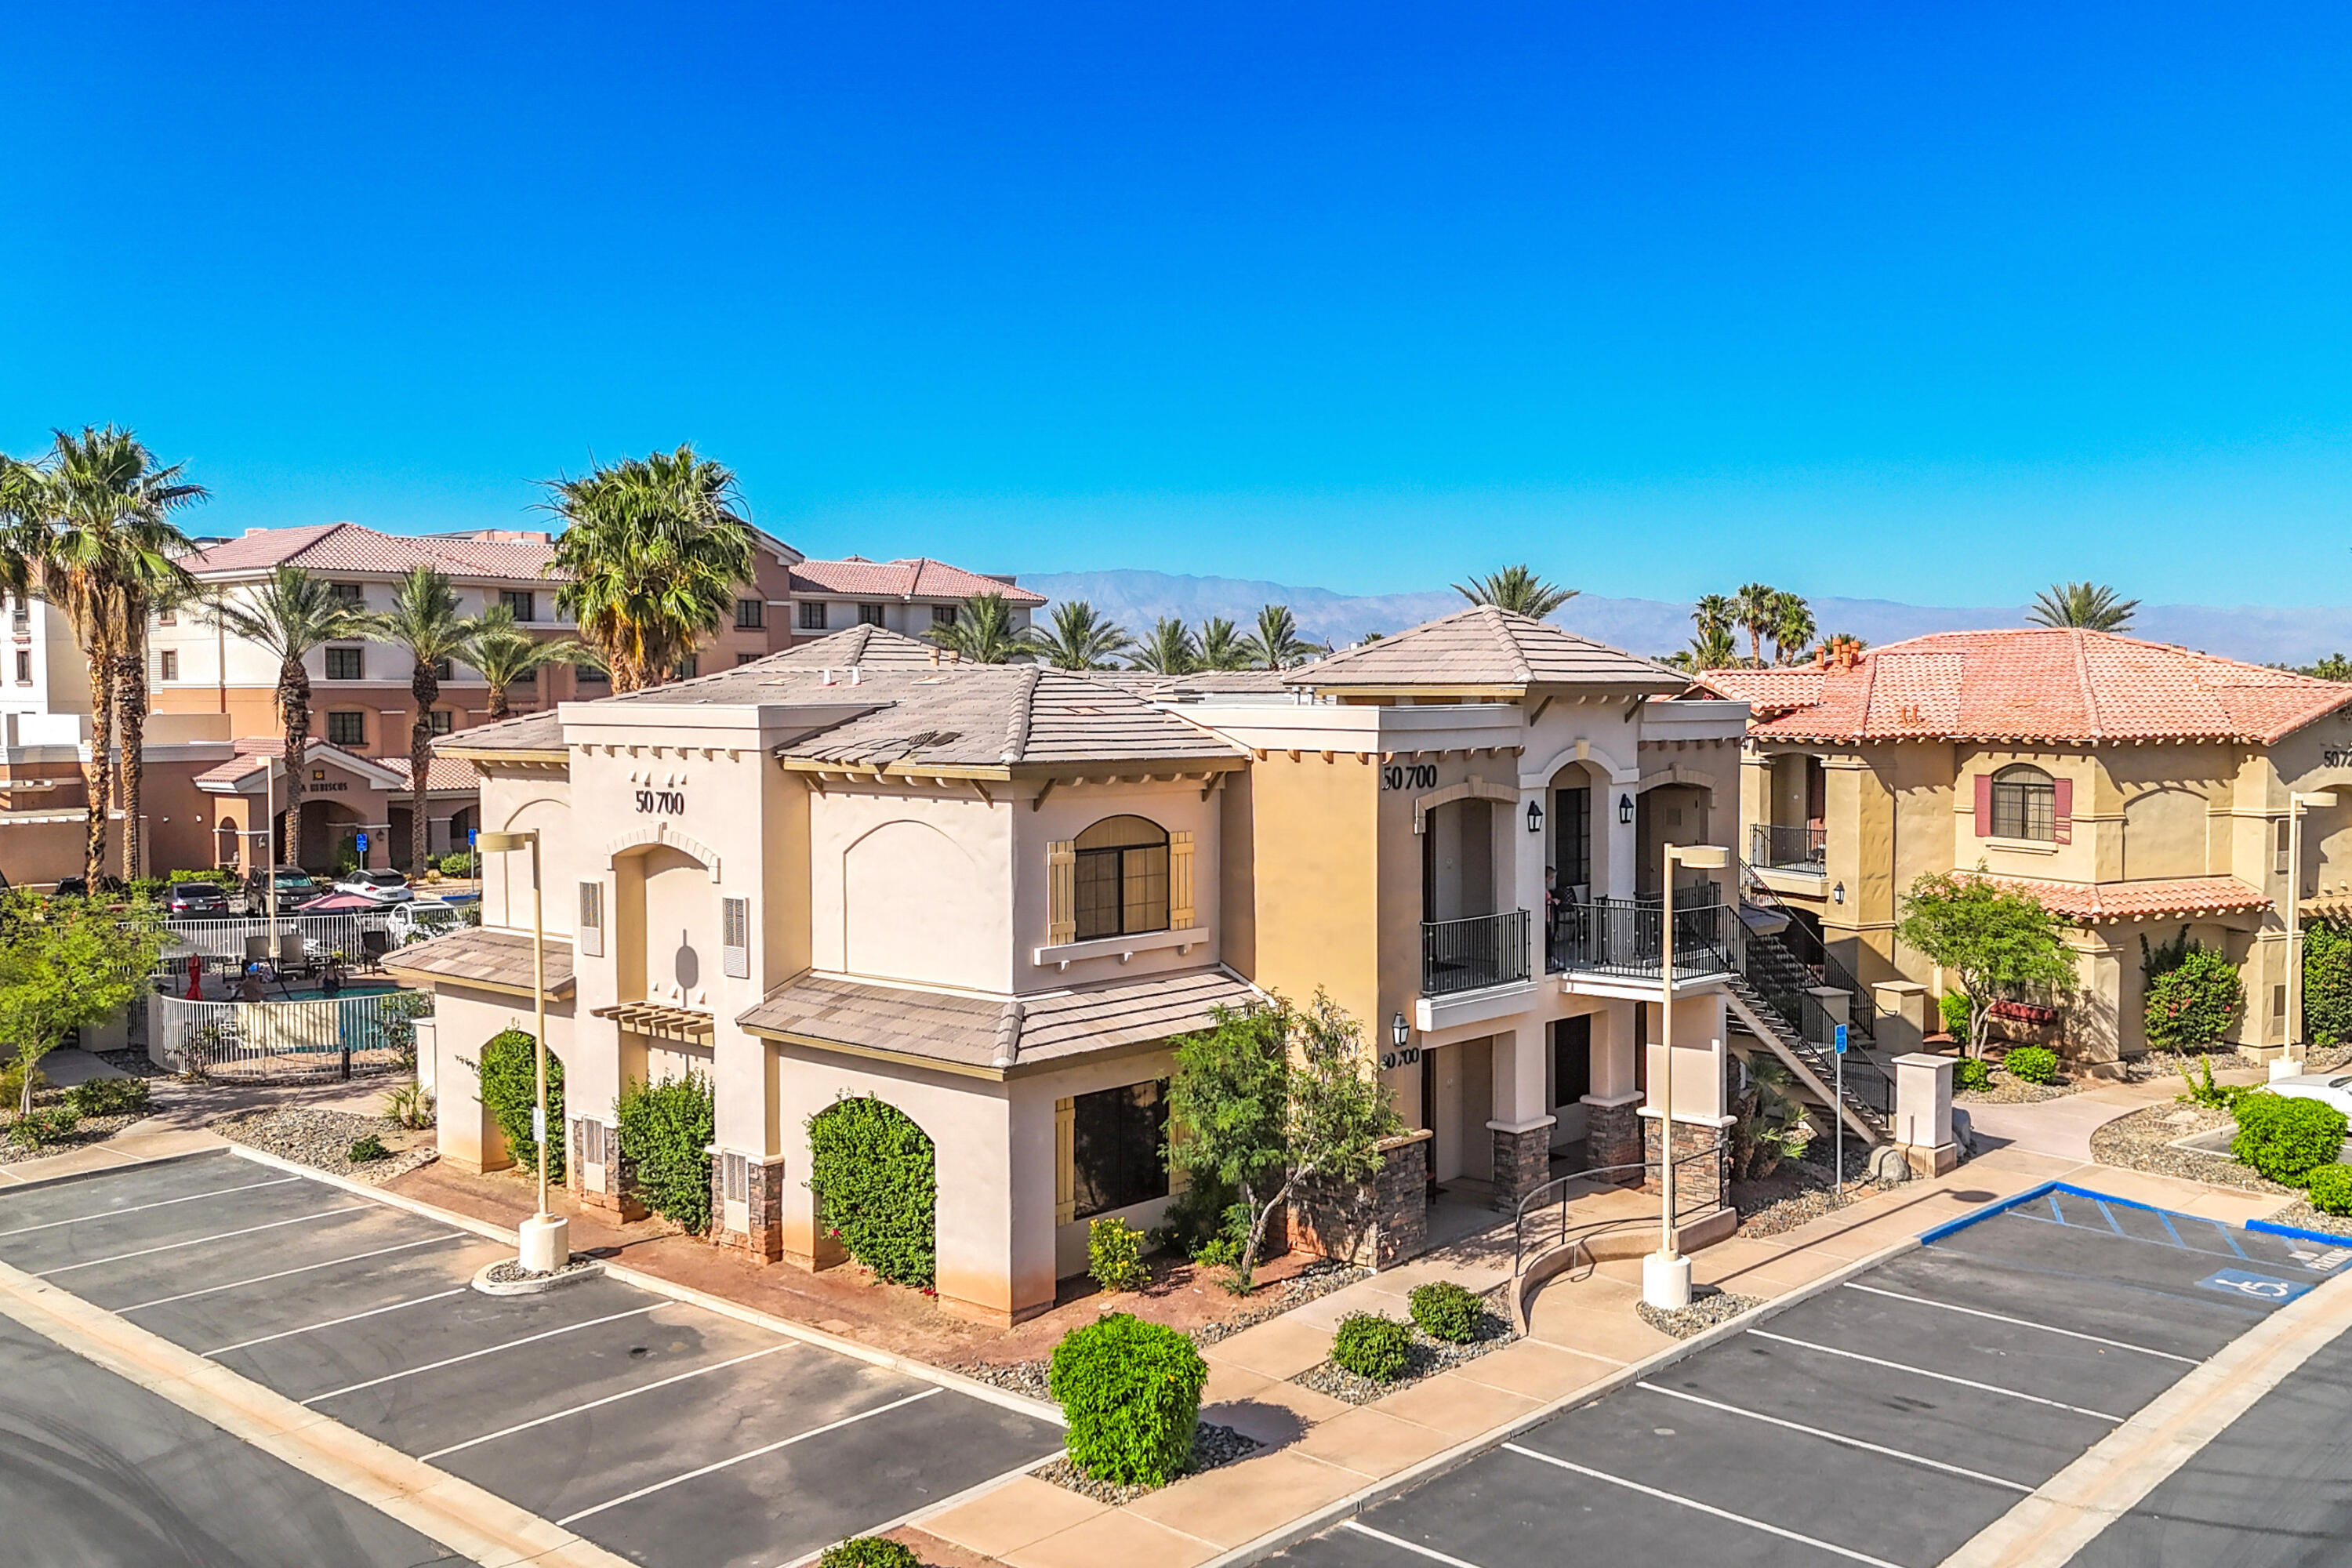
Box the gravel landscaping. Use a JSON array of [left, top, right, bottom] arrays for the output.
[[0, 1102, 143, 1167], [1032, 1420, 1261, 1504], [1731, 1144, 1883, 1239], [1290, 1300, 1514, 1406], [212, 1106, 438, 1185], [2263, 1199, 2352, 1240], [1636, 1285, 1764, 1339], [2090, 1103, 2292, 1195], [1193, 1259, 1374, 1346], [1955, 1075, 2075, 1105]]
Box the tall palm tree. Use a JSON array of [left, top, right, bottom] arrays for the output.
[[463, 605, 582, 720], [365, 568, 477, 873], [1452, 565, 1577, 619], [543, 444, 757, 691], [1196, 616, 1250, 671], [1685, 622, 1739, 670], [2027, 582, 2138, 631], [1033, 600, 1132, 670], [1730, 582, 1779, 667], [1690, 593, 1734, 644], [1243, 603, 1320, 670], [25, 428, 206, 882], [1769, 590, 1817, 665], [927, 593, 1037, 664], [1128, 618, 1199, 675], [202, 567, 365, 869]]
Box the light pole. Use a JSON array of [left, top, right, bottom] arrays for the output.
[[2279, 790, 2339, 1081], [476, 829, 565, 1272], [1645, 839, 1730, 1311]]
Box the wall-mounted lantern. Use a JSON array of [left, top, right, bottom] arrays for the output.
[[1526, 799, 1544, 834], [1618, 793, 1635, 826], [1832, 881, 1846, 905], [1392, 1011, 1410, 1050]]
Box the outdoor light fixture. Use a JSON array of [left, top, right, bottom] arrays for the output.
[[1832, 882, 1846, 905], [1646, 840, 1733, 1315], [477, 829, 566, 1277], [1526, 799, 1544, 834], [1618, 793, 1635, 826], [1392, 1011, 1410, 1050]]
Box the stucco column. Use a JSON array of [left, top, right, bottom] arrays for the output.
[[1892, 1053, 1958, 1176], [935, 1084, 1046, 1326], [1600, 771, 1640, 900], [1872, 981, 1929, 1056], [774, 1053, 846, 1274], [1486, 1025, 1555, 1210]]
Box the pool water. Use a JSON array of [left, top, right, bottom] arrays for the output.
[[270, 984, 404, 1003]]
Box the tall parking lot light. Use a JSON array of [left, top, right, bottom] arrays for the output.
[[476, 829, 564, 1272], [1646, 840, 1730, 1312], [2281, 791, 2339, 1082]]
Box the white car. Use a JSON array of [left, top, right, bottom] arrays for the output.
[[2265, 1071, 2352, 1120], [334, 869, 416, 904], [384, 898, 466, 943]]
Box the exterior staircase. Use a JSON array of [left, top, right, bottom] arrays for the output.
[[1726, 861, 1898, 1145]]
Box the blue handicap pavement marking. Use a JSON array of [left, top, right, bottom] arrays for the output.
[[2197, 1267, 2314, 1305]]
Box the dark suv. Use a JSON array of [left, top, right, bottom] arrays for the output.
[[163, 880, 231, 916], [244, 866, 318, 905]]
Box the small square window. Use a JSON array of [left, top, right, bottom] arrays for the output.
[[931, 604, 958, 627], [328, 583, 365, 605], [735, 652, 763, 666], [797, 601, 827, 631], [858, 603, 885, 626], [499, 589, 534, 620], [428, 710, 453, 735], [325, 646, 363, 681], [14, 651, 31, 684], [722, 896, 750, 978], [735, 598, 764, 630], [325, 711, 366, 746], [673, 655, 699, 680], [157, 608, 176, 626], [432, 657, 454, 681], [158, 649, 179, 681]]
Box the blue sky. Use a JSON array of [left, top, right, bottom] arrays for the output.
[[9, 2, 2351, 605]]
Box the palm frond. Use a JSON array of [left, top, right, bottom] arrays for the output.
[[1451, 565, 1577, 619]]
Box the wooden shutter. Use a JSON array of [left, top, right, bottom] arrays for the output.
[[2052, 778, 2073, 844], [1973, 773, 1993, 837], [1169, 830, 1196, 928], [1047, 840, 1076, 945], [1054, 1096, 1077, 1223], [577, 881, 603, 957], [721, 896, 750, 978]]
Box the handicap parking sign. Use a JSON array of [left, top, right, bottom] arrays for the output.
[[2198, 1268, 2313, 1305], [355, 831, 368, 852]]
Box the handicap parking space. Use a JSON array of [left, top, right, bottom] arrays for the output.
[[0, 1151, 1063, 1568], [1275, 1181, 2352, 1568]]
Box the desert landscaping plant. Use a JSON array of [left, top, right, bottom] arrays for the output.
[[2003, 1046, 2060, 1084], [2231, 1092, 2350, 1187], [1087, 1216, 1148, 1292], [456, 1027, 564, 1182], [2304, 1164, 2352, 1217], [617, 1071, 717, 1233], [1896, 871, 2075, 1058], [1049, 1312, 1208, 1486], [64, 1076, 150, 1119], [817, 1540, 918, 1568], [2143, 939, 2243, 1054], [347, 1133, 390, 1163], [1330, 1312, 1414, 1381], [2305, 920, 2352, 1048], [1408, 1281, 1483, 1344], [0, 889, 169, 1116], [1951, 1057, 1993, 1094]]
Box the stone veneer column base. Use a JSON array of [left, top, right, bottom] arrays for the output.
[[1582, 1094, 1642, 1183], [1640, 1113, 1730, 1216], [709, 1151, 786, 1261], [569, 1117, 648, 1222], [1288, 1128, 1431, 1269], [1488, 1120, 1555, 1210]]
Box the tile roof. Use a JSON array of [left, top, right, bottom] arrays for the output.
[[435, 710, 566, 756], [1088, 668, 1303, 698], [178, 524, 559, 583], [736, 967, 1261, 1072], [1287, 605, 1687, 693], [1701, 629, 2352, 746], [382, 927, 575, 996], [376, 754, 485, 793], [192, 737, 404, 791], [789, 557, 1046, 607], [766, 625, 957, 668], [1969, 873, 2270, 925]]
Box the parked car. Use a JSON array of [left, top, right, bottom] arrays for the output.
[[162, 880, 231, 917], [244, 865, 319, 905], [385, 898, 466, 944], [52, 875, 125, 900], [333, 869, 415, 904], [2266, 1071, 2352, 1120]]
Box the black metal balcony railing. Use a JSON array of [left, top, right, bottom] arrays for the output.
[[1421, 909, 1532, 997], [1548, 896, 1731, 981], [1750, 822, 1827, 871]]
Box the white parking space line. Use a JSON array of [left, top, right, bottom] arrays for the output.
[[1501, 1444, 1906, 1568], [1341, 1519, 1489, 1566], [1635, 1382, 2032, 1492], [33, 1203, 373, 1277], [302, 1305, 661, 1405], [121, 1232, 472, 1312], [419, 1344, 792, 1461], [1841, 1281, 2201, 1365], [205, 1287, 472, 1358], [557, 1385, 942, 1526], [1745, 1330, 2125, 1422], [0, 1176, 303, 1238]]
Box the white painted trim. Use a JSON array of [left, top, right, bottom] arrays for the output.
[[602, 819, 722, 880], [1031, 925, 1208, 968], [1415, 978, 1541, 1033]]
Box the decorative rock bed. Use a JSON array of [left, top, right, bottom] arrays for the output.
[[1954, 1076, 2075, 1105], [2089, 1102, 2293, 1196], [2263, 1200, 2352, 1240], [1032, 1420, 1261, 1504], [212, 1107, 438, 1185], [474, 1255, 605, 1294], [1291, 1301, 1514, 1406], [1636, 1286, 1764, 1339]]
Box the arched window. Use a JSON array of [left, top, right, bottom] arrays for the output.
[[1075, 815, 1170, 939], [1991, 765, 2056, 841]]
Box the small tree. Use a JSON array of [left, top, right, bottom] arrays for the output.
[[1164, 991, 1401, 1293], [1895, 869, 2076, 1058], [0, 891, 169, 1113], [2144, 944, 2244, 1054], [2306, 921, 2352, 1048]]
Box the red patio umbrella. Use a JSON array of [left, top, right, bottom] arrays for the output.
[[184, 953, 203, 1000]]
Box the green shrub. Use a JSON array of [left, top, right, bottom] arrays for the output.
[[2145, 944, 2243, 1054], [2176, 1054, 2243, 1110], [1330, 1312, 1414, 1381], [126, 877, 166, 903], [1150, 1174, 1243, 1261], [1951, 1057, 1993, 1093], [615, 1072, 715, 1233], [6, 1105, 80, 1150], [808, 1095, 935, 1287], [1408, 1281, 1483, 1344], [2232, 1092, 2350, 1186], [1939, 993, 1972, 1038], [64, 1076, 151, 1118], [347, 1133, 390, 1163], [1048, 1312, 1207, 1485], [2305, 1164, 2352, 1217], [2307, 921, 2352, 1048], [437, 850, 475, 877], [458, 1027, 564, 1182], [167, 867, 238, 887], [818, 1540, 919, 1568], [1088, 1216, 1148, 1292], [2004, 1046, 2060, 1085]]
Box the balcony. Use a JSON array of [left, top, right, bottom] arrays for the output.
[[1421, 909, 1532, 998], [1548, 896, 1730, 982], [1750, 822, 1826, 873]]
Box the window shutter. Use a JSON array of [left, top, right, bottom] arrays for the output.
[[1973, 773, 1993, 837], [1054, 1096, 1076, 1224], [1047, 840, 1076, 945], [2052, 778, 2073, 844], [578, 881, 604, 957], [1169, 831, 1196, 929], [722, 897, 750, 979]]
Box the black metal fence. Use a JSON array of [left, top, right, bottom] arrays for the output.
[[1750, 822, 1828, 870], [1512, 1145, 1727, 1278], [1548, 895, 1730, 979], [1420, 908, 1532, 997]]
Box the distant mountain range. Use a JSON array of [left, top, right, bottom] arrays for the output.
[[1015, 569, 2351, 668]]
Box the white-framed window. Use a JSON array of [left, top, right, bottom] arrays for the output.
[[578, 881, 603, 956], [722, 896, 750, 978], [797, 601, 826, 631]]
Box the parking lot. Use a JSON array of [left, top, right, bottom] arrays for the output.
[[1274, 1183, 2352, 1568], [0, 1149, 1062, 1568]]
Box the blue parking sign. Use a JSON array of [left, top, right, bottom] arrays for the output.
[[469, 827, 477, 846], [1834, 1023, 1848, 1054], [355, 831, 368, 852]]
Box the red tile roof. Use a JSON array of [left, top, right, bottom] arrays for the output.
[[1971, 873, 2270, 925], [179, 524, 557, 583], [1700, 629, 2352, 745], [788, 557, 1045, 607]]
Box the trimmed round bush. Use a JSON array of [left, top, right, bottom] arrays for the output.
[[1939, 993, 1972, 1039], [808, 1096, 937, 1288], [1330, 1312, 1413, 1381], [616, 1072, 716, 1233], [2003, 1046, 2060, 1085], [2306, 1164, 2352, 1217], [1049, 1312, 1207, 1486], [1408, 1281, 1483, 1345], [2231, 1092, 2350, 1187], [65, 1076, 151, 1118], [818, 1539, 917, 1568], [1951, 1057, 1993, 1094]]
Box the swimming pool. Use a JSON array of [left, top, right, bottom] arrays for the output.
[[273, 982, 402, 1003]]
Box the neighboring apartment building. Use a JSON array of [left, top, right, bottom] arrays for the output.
[[1701, 629, 2352, 1065], [782, 557, 1043, 644], [390, 610, 1792, 1325]]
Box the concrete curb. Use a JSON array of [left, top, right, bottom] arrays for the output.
[[471, 1258, 608, 1296], [0, 1145, 226, 1193]]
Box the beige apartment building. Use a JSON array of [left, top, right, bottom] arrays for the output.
[[1702, 628, 2352, 1065]]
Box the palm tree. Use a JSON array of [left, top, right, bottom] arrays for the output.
[[202, 566, 365, 869], [927, 593, 1036, 664], [1685, 622, 1739, 670], [1033, 600, 1132, 670], [543, 444, 757, 691], [1196, 616, 1250, 671], [1243, 603, 1319, 670], [365, 568, 477, 873], [1691, 593, 1734, 644], [24, 428, 206, 882], [1128, 618, 1199, 675], [1452, 565, 1577, 619], [464, 605, 582, 720], [1730, 582, 1780, 667], [1769, 590, 1817, 665], [2027, 582, 2138, 631]]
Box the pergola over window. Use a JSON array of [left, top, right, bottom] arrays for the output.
[[1074, 815, 1170, 939], [1991, 764, 2057, 841]]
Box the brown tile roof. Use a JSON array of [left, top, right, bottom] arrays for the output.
[[1287, 605, 1686, 693], [1969, 873, 2270, 925], [1089, 668, 1301, 698], [192, 737, 404, 791], [736, 967, 1261, 1072], [376, 754, 484, 793], [767, 625, 954, 668], [789, 557, 1046, 608], [179, 524, 558, 583], [436, 710, 565, 756], [1704, 628, 2352, 745], [382, 927, 575, 996]]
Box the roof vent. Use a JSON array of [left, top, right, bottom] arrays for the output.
[[820, 667, 835, 686]]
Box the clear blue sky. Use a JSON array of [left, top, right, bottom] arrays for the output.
[[9, 2, 2351, 605]]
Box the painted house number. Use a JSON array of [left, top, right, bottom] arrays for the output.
[[634, 789, 686, 815], [1378, 1047, 1423, 1071], [1381, 764, 1439, 792], [2325, 749, 2352, 768]]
